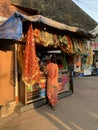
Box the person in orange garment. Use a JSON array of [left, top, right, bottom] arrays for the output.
[[46, 55, 58, 110]]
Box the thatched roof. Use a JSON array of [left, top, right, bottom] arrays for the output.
[[11, 0, 97, 31]]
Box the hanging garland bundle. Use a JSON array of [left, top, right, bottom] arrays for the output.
[[23, 24, 40, 86]]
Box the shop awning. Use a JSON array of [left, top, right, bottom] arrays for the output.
[[0, 16, 7, 25], [0, 11, 94, 40]]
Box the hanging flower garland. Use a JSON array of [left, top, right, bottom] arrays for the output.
[[23, 24, 40, 86]]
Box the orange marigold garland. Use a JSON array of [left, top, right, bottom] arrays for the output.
[[23, 24, 40, 85]]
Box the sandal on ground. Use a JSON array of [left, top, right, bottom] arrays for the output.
[[51, 105, 56, 110]]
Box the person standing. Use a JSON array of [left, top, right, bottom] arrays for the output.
[[46, 56, 58, 110], [95, 60, 98, 75]]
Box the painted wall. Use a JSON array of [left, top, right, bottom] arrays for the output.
[[0, 0, 16, 105], [0, 49, 15, 105]]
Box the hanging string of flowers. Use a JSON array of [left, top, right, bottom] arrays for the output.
[[23, 24, 40, 86]]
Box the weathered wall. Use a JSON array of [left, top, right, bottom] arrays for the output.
[[0, 0, 16, 18], [0, 0, 31, 105], [0, 49, 15, 105], [0, 0, 16, 105], [0, 0, 33, 18]]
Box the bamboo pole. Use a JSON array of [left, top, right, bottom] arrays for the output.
[[15, 43, 18, 103]]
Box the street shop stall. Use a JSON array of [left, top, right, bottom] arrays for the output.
[[0, 12, 94, 107], [17, 24, 92, 106], [17, 24, 71, 105]]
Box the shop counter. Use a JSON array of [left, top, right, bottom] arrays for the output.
[[19, 69, 71, 105]]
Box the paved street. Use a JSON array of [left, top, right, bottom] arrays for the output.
[[0, 76, 98, 130]]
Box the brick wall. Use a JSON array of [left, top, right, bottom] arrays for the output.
[[0, 0, 16, 18]]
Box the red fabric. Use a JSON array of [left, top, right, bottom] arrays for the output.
[[23, 24, 40, 85]]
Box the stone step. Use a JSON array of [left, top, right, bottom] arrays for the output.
[[0, 100, 17, 118]]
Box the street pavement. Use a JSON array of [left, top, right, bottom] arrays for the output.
[[0, 76, 98, 130]]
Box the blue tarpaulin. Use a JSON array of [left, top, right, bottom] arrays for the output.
[[0, 12, 24, 40]]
